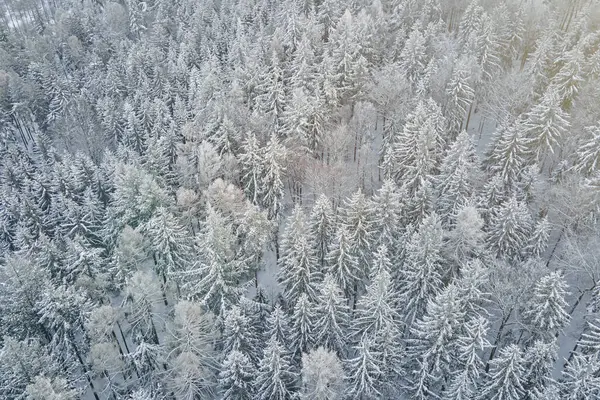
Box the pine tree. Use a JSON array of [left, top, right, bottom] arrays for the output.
[[238, 132, 264, 205], [479, 344, 526, 400], [219, 350, 256, 400], [459, 0, 484, 47], [445, 57, 475, 136], [254, 336, 296, 400], [398, 25, 428, 87], [309, 194, 336, 268], [266, 305, 291, 349], [487, 196, 533, 259], [444, 316, 490, 400], [383, 100, 444, 195], [314, 274, 350, 356], [352, 263, 401, 345], [260, 133, 287, 220], [551, 47, 585, 111], [559, 353, 600, 400], [436, 130, 481, 225], [222, 306, 261, 364], [326, 226, 360, 300], [524, 216, 551, 258], [522, 340, 558, 399], [290, 293, 317, 359], [406, 284, 466, 397], [371, 179, 404, 250], [522, 271, 570, 342], [346, 336, 383, 400], [485, 120, 531, 187], [300, 347, 345, 400], [573, 123, 600, 176], [445, 206, 486, 272], [143, 206, 192, 288], [180, 205, 245, 313], [399, 212, 445, 325], [339, 190, 375, 268], [523, 87, 569, 167], [327, 9, 369, 103], [278, 233, 321, 306]]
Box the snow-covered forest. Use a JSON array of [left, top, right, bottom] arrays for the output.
[[1, 0, 600, 398]]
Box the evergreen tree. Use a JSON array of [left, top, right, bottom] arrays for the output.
[[222, 306, 261, 364], [314, 274, 350, 356], [522, 271, 570, 342], [436, 130, 481, 225], [339, 189, 375, 269], [522, 340, 558, 399], [143, 206, 192, 288], [479, 344, 526, 400], [254, 336, 296, 400], [487, 196, 533, 259], [485, 121, 531, 187], [260, 134, 287, 220], [523, 87, 569, 167], [573, 123, 600, 176], [444, 316, 490, 400], [219, 350, 256, 400], [524, 216, 551, 258], [559, 353, 600, 400], [326, 226, 360, 300], [309, 194, 336, 268], [371, 179, 404, 250], [290, 293, 317, 359], [346, 337, 383, 400], [238, 132, 264, 205], [406, 284, 466, 397], [399, 212, 445, 325], [266, 305, 291, 349], [278, 233, 321, 306]]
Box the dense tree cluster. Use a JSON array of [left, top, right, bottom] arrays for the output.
[[1, 0, 600, 399]]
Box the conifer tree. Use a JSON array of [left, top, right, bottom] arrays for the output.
[[522, 272, 570, 342], [523, 87, 569, 168], [436, 130, 481, 224], [487, 196, 533, 259], [522, 340, 558, 399], [290, 293, 317, 360], [266, 305, 291, 349], [238, 132, 264, 205], [479, 344, 526, 400], [278, 233, 321, 306], [260, 134, 287, 220], [573, 123, 600, 176], [326, 226, 360, 300], [309, 194, 336, 268], [314, 274, 350, 356], [143, 206, 192, 289], [222, 306, 261, 365], [254, 336, 297, 400], [219, 350, 256, 400], [346, 337, 383, 400], [371, 179, 404, 250], [444, 316, 490, 400], [399, 212, 445, 325], [559, 353, 600, 400], [485, 120, 531, 187]]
